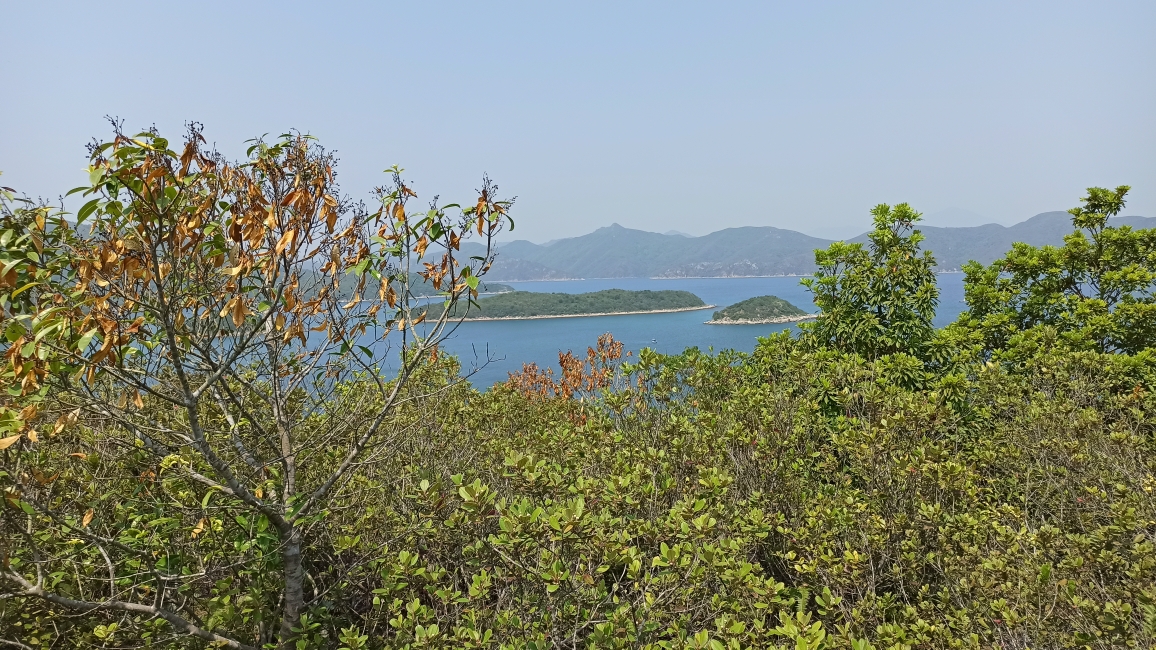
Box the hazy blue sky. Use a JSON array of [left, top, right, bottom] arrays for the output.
[[2, 1, 1152, 241]]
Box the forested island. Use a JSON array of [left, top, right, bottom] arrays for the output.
[[708, 294, 814, 324], [449, 288, 709, 320]]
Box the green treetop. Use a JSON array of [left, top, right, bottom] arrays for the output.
[[959, 186, 1156, 355], [801, 203, 938, 359]]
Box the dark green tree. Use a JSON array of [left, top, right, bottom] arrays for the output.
[[959, 185, 1156, 354], [801, 203, 939, 359]]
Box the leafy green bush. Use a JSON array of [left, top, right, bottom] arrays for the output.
[[801, 203, 939, 360], [2, 143, 1153, 650], [958, 185, 1156, 356]]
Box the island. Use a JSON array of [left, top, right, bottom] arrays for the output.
[[446, 289, 712, 320], [706, 295, 816, 325]]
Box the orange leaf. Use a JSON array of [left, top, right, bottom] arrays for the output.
[[0, 434, 21, 450], [124, 316, 145, 335], [414, 236, 429, 257], [275, 229, 296, 255], [82, 509, 94, 527], [324, 205, 337, 232], [191, 518, 206, 538], [69, 452, 88, 459], [231, 298, 247, 328], [280, 189, 303, 207]]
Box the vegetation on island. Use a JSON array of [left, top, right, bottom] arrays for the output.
[[710, 295, 810, 323], [448, 288, 706, 319], [1, 125, 1155, 650]]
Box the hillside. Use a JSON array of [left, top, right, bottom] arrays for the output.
[[709, 295, 812, 324], [447, 288, 708, 319], [479, 214, 1154, 279]]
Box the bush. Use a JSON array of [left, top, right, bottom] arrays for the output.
[[2, 145, 1153, 650]]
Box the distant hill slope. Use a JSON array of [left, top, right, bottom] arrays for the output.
[[479, 214, 1152, 280], [486, 224, 830, 279]]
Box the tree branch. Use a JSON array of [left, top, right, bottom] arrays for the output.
[[4, 571, 256, 650]]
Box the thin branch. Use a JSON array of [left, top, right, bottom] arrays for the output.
[[5, 571, 256, 650]]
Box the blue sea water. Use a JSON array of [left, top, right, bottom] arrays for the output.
[[434, 274, 967, 389]]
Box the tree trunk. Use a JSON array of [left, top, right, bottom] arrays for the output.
[[278, 525, 305, 649]]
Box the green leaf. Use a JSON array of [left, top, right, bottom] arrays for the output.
[[76, 328, 98, 352], [4, 320, 25, 342], [10, 282, 39, 299], [77, 198, 101, 222]]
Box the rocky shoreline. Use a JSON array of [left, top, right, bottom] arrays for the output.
[[705, 314, 818, 325]]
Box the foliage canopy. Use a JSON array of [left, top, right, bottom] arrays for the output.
[[959, 185, 1156, 356], [801, 204, 939, 360], [1, 130, 1154, 650]]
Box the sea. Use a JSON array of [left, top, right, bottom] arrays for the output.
[[432, 274, 968, 389]]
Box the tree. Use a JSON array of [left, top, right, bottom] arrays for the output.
[[801, 203, 939, 359], [0, 178, 85, 442], [0, 125, 512, 649], [960, 185, 1156, 355]]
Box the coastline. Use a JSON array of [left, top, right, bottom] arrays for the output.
[[705, 314, 818, 325], [463, 304, 716, 322], [493, 272, 962, 282]]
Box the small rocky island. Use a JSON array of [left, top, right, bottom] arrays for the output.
[[707, 295, 816, 325], [451, 289, 712, 320]]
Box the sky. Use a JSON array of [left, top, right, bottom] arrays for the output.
[[1, 1, 1153, 242]]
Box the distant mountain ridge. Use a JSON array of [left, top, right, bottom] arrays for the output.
[[469, 213, 1153, 280]]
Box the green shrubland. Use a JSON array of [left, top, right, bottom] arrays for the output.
[[1, 129, 1154, 650]]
